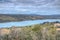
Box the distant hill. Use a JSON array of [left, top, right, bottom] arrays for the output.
[[0, 14, 60, 22]]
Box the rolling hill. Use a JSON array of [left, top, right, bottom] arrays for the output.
[[0, 14, 60, 22]]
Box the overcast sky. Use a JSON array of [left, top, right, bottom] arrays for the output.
[[0, 0, 60, 15]]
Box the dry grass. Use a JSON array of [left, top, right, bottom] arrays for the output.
[[0, 28, 10, 35]]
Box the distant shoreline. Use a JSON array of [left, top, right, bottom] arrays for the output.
[[0, 14, 60, 23]]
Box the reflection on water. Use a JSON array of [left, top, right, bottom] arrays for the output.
[[0, 19, 60, 28]]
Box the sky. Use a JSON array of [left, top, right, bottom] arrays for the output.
[[0, 0, 60, 15]]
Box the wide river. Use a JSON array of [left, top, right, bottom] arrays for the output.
[[0, 19, 60, 28]]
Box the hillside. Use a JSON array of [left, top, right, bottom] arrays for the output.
[[0, 22, 59, 40], [0, 23, 56, 40], [0, 14, 60, 22], [0, 14, 44, 22]]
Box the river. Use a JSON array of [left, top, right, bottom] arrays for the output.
[[0, 19, 60, 28]]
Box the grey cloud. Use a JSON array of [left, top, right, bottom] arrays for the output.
[[0, 0, 60, 15], [53, 0, 60, 6], [0, 0, 56, 6]]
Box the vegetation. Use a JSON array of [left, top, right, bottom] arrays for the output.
[[0, 14, 60, 22], [0, 22, 59, 40]]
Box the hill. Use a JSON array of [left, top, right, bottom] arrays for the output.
[[0, 22, 58, 40], [0, 14, 60, 22]]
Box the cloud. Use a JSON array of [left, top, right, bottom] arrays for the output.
[[0, 0, 60, 15], [0, 0, 56, 6]]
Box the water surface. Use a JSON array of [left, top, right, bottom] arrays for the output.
[[0, 19, 60, 28]]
